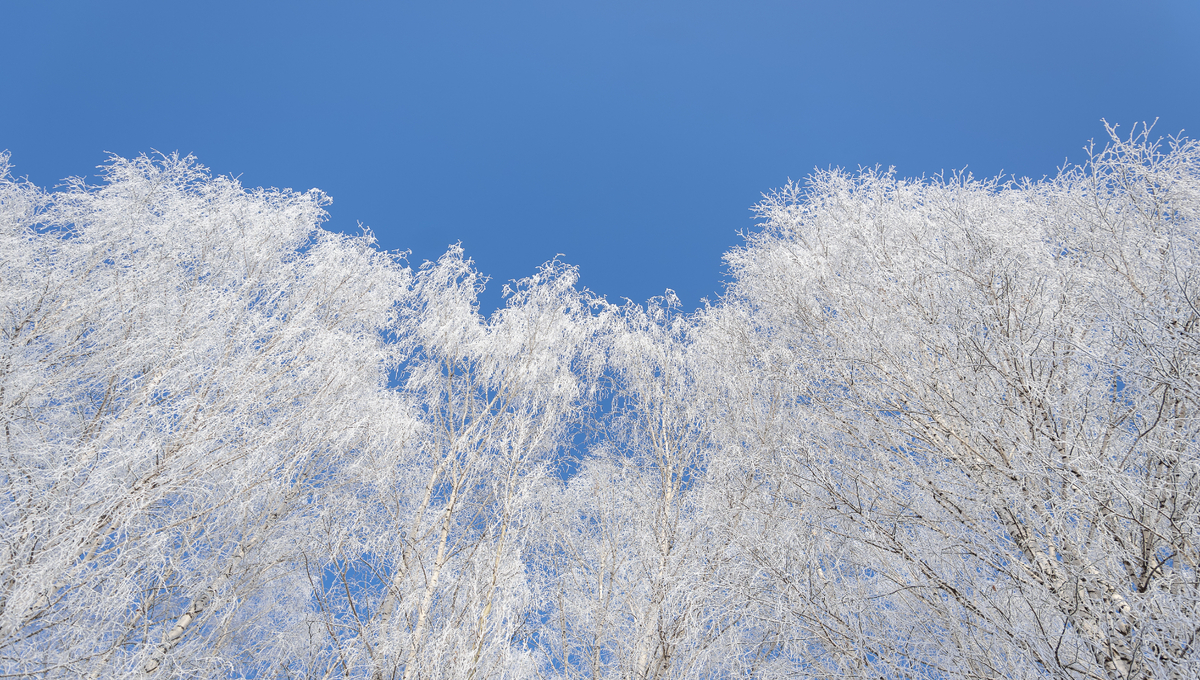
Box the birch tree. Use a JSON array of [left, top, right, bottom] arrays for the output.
[[3, 122, 1198, 679], [300, 248, 609, 680], [718, 123, 1200, 679], [536, 296, 760, 680], [0, 153, 412, 678]]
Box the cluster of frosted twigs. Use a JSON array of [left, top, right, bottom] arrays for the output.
[[1, 126, 1197, 679]]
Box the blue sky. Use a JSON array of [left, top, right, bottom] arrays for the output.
[[4, 1, 1198, 312]]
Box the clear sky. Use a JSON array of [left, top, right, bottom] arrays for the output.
[[3, 1, 1198, 313]]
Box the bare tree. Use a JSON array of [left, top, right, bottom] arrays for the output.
[[299, 249, 608, 680], [0, 153, 411, 678], [536, 296, 759, 680], [717, 124, 1200, 679], [3, 124, 1197, 679]]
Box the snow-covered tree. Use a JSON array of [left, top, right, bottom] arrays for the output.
[[714, 123, 1200, 679], [535, 296, 739, 680], [2, 123, 1197, 679], [0, 153, 413, 677], [302, 249, 609, 680]]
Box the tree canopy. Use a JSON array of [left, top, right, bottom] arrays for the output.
[[2, 125, 1197, 679]]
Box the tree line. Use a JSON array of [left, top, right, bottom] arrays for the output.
[[1, 125, 1197, 679]]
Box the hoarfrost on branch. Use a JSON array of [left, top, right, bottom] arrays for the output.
[[1, 125, 1197, 678]]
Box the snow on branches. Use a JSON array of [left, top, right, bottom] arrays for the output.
[[1, 126, 1197, 679]]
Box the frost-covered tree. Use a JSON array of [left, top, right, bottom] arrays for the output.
[[535, 296, 738, 680], [0, 153, 413, 677], [713, 124, 1200, 679], [302, 249, 609, 680], [2, 123, 1197, 679]]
